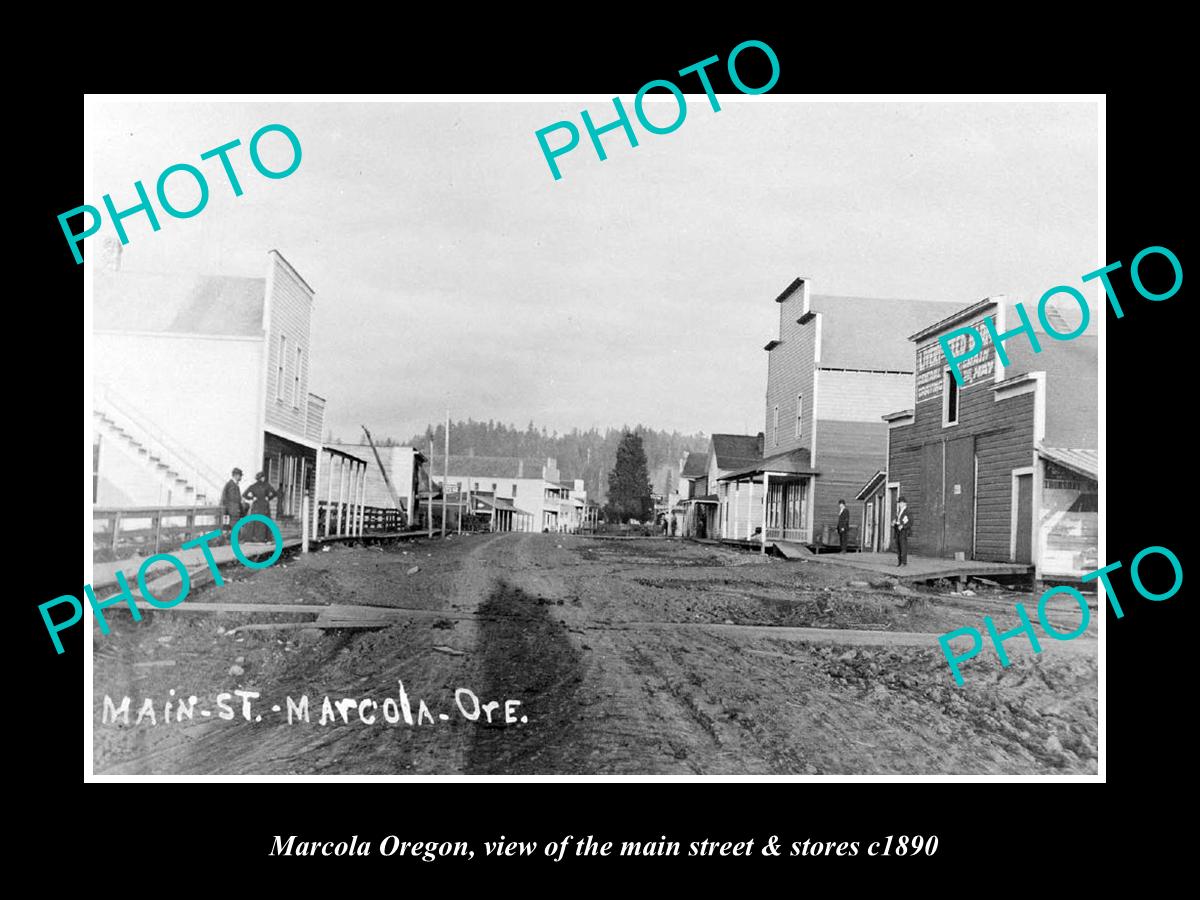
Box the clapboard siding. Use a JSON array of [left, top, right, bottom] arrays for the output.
[[817, 370, 913, 422], [264, 253, 315, 439], [765, 289, 815, 455], [812, 420, 890, 538], [889, 378, 1034, 561]]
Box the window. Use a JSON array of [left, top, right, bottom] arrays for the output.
[[943, 368, 959, 426], [513, 483, 518, 497], [276, 334, 286, 401], [474, 481, 479, 491], [492, 483, 497, 492], [795, 394, 803, 438], [293, 346, 302, 408], [773, 405, 780, 446]]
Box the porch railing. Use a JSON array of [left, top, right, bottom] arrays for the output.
[[766, 526, 810, 543]]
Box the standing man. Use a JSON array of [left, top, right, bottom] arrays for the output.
[[837, 499, 850, 553], [893, 496, 912, 567], [220, 467, 244, 543]]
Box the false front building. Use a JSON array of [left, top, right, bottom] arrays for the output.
[[719, 277, 960, 549], [93, 248, 326, 535], [875, 296, 1097, 580]]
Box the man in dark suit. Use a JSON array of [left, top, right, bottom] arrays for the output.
[[836, 499, 850, 553], [220, 467, 244, 542], [894, 496, 912, 567]]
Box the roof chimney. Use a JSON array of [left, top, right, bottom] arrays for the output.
[[756, 432, 764, 456]]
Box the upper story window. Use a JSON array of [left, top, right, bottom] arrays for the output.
[[293, 346, 302, 409], [492, 483, 497, 492], [943, 368, 960, 427], [795, 394, 803, 438], [276, 334, 286, 401], [513, 483, 518, 497], [773, 405, 780, 446]]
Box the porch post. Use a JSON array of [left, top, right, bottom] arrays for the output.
[[336, 455, 347, 536], [761, 472, 770, 553], [739, 480, 748, 542]]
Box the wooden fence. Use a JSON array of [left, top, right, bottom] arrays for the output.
[[94, 505, 225, 560], [314, 500, 403, 537]]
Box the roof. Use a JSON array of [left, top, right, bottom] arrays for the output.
[[855, 470, 888, 501], [681, 452, 709, 478], [720, 448, 818, 481], [428, 455, 554, 480], [1038, 447, 1098, 481], [808, 295, 964, 371], [94, 269, 266, 336], [710, 434, 762, 471]]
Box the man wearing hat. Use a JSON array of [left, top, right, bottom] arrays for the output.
[[836, 499, 850, 553], [893, 496, 912, 567], [220, 467, 245, 542]]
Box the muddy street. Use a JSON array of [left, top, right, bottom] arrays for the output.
[[93, 533, 1098, 775]]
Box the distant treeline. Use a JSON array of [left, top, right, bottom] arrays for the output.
[[353, 420, 708, 502]]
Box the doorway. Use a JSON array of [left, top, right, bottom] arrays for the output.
[[1013, 470, 1033, 563]]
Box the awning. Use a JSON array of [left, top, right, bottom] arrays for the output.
[[1038, 446, 1097, 480], [718, 448, 818, 481], [855, 469, 887, 501]]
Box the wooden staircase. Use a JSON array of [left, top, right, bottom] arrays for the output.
[[93, 389, 224, 506]]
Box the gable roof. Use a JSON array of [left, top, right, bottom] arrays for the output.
[[681, 452, 709, 478], [809, 295, 964, 371], [720, 448, 817, 481], [94, 269, 266, 336], [429, 455, 556, 480], [710, 434, 762, 471]]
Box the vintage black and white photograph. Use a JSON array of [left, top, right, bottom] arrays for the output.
[[86, 97, 1099, 776]]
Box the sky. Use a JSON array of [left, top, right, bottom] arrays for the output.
[[87, 99, 1098, 442]]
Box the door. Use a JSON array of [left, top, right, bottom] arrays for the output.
[[1015, 473, 1033, 563], [886, 486, 898, 551], [943, 436, 975, 557], [921, 443, 945, 556], [864, 499, 874, 550]]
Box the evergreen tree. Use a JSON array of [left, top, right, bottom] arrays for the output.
[[605, 430, 653, 522]]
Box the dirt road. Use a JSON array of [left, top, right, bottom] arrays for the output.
[[93, 533, 1098, 775]]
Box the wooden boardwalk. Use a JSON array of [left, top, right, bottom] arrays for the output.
[[797, 551, 1032, 583]]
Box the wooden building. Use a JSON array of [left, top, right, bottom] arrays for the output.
[[675, 450, 712, 537], [718, 277, 960, 549], [93, 248, 326, 535], [881, 297, 1097, 580]]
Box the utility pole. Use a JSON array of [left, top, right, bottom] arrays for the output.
[[442, 410, 449, 538], [427, 436, 434, 539]]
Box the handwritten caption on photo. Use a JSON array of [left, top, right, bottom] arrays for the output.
[[938, 544, 1182, 685], [43, 514, 282, 654], [101, 680, 526, 728]]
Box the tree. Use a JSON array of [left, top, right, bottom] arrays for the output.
[[605, 430, 653, 523]]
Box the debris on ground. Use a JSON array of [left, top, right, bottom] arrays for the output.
[[407, 566, 420, 575], [432, 645, 465, 656]]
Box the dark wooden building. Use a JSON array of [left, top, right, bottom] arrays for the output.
[[881, 296, 1097, 580]]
